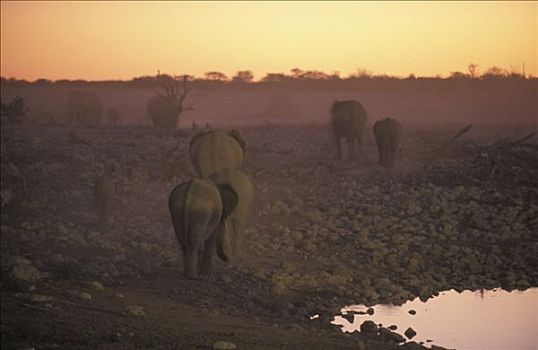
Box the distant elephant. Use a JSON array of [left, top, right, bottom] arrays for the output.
[[209, 169, 255, 257], [147, 95, 180, 129], [373, 118, 402, 167], [94, 164, 116, 225], [330, 100, 367, 160], [68, 91, 103, 127], [169, 178, 238, 279], [107, 108, 121, 127], [189, 130, 245, 177]]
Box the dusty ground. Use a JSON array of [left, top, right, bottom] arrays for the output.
[[1, 120, 537, 350]]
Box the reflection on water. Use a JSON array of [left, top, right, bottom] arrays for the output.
[[333, 288, 537, 350]]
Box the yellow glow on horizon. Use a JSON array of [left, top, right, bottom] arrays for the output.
[[1, 1, 536, 80]]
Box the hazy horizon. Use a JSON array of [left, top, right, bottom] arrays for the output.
[[1, 1, 536, 81]]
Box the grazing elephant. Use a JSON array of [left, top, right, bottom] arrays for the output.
[[330, 100, 367, 160], [189, 130, 245, 177], [94, 164, 116, 225], [373, 118, 402, 167], [68, 91, 103, 127], [169, 178, 238, 279], [107, 108, 121, 127], [209, 169, 255, 257]]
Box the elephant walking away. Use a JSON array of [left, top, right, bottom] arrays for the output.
[[169, 178, 238, 279], [373, 117, 402, 167], [330, 100, 367, 161], [189, 130, 245, 177]]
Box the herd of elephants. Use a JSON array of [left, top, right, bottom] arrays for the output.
[[78, 90, 402, 279]]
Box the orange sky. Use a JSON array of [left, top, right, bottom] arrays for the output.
[[1, 1, 536, 81]]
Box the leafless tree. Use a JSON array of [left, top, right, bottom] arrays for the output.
[[147, 74, 193, 129]]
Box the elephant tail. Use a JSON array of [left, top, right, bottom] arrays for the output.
[[216, 220, 232, 262]]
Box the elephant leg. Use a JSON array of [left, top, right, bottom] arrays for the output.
[[335, 136, 343, 160], [348, 138, 357, 160], [184, 246, 199, 279], [376, 139, 383, 165], [200, 233, 217, 275]]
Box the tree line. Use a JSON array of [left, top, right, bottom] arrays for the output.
[[1, 63, 533, 86]]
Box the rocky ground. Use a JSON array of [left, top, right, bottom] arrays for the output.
[[1, 121, 537, 350]]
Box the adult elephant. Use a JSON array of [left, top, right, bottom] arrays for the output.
[[169, 178, 238, 279], [189, 130, 245, 177], [373, 117, 402, 167], [67, 91, 103, 127], [330, 100, 367, 160], [209, 169, 254, 258]]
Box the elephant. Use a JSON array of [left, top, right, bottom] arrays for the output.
[[147, 95, 181, 129], [107, 108, 121, 127], [67, 91, 103, 127], [189, 130, 245, 177], [209, 169, 255, 257], [373, 117, 402, 167], [94, 164, 116, 225], [169, 178, 238, 279], [330, 100, 368, 160]]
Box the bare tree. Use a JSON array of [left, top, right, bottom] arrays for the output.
[[147, 74, 193, 129]]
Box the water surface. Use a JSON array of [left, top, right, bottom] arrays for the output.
[[333, 288, 537, 350]]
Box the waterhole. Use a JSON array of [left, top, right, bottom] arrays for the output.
[[332, 288, 537, 350]]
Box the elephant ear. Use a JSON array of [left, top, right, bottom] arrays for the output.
[[217, 184, 238, 221], [227, 129, 246, 151]]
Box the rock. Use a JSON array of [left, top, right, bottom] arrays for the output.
[[341, 313, 354, 323], [360, 320, 378, 333], [30, 294, 52, 303], [431, 345, 450, 350], [379, 327, 406, 343], [213, 341, 237, 350], [90, 281, 104, 290], [125, 305, 145, 317], [388, 325, 398, 330], [404, 327, 417, 339], [408, 309, 417, 315], [79, 292, 92, 300]]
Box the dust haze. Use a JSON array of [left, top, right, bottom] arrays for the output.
[[1, 73, 537, 350]]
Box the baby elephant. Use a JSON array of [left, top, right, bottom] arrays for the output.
[[373, 118, 402, 167], [169, 178, 238, 279], [94, 164, 116, 225]]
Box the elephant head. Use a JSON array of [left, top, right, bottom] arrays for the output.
[[209, 168, 255, 258], [168, 178, 238, 279], [189, 130, 244, 177], [330, 100, 367, 160], [373, 117, 402, 167]]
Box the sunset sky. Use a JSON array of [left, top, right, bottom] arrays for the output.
[[1, 1, 536, 81]]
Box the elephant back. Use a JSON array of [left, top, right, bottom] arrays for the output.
[[189, 130, 244, 177]]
